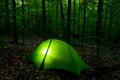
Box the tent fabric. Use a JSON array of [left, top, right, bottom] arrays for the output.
[[28, 39, 89, 75]]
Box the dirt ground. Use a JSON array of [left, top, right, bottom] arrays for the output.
[[0, 35, 120, 80]]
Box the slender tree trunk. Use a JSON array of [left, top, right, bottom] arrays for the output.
[[77, 0, 81, 34], [22, 0, 25, 45], [103, 3, 108, 28], [73, 0, 76, 31], [66, 0, 71, 43], [27, 0, 30, 30], [35, 0, 39, 36], [82, 0, 87, 45], [12, 0, 18, 43], [30, 5, 33, 31], [91, 0, 95, 36], [60, 0, 65, 38], [72, 0, 76, 44], [5, 0, 10, 33], [42, 0, 46, 40], [108, 0, 113, 46], [95, 0, 103, 59], [47, 1, 51, 37], [55, 0, 59, 37]]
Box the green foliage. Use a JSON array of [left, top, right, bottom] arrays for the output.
[[0, 0, 120, 46]]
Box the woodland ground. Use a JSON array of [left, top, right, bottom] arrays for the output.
[[0, 35, 120, 80]]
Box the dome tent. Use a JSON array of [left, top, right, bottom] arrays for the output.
[[28, 39, 89, 75]]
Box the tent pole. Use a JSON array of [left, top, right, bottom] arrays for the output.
[[33, 39, 53, 78], [40, 39, 53, 69]]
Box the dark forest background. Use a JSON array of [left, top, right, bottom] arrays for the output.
[[0, 0, 120, 80], [0, 0, 120, 46]]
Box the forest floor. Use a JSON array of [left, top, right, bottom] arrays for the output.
[[0, 35, 120, 80]]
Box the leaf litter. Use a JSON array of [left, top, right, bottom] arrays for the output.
[[0, 36, 120, 80]]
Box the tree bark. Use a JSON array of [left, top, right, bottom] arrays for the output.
[[108, 0, 113, 46], [27, 0, 30, 30], [42, 0, 46, 40], [66, 0, 71, 43], [5, 0, 10, 33], [12, 0, 18, 43], [95, 0, 103, 59], [22, 0, 25, 45], [72, 0, 76, 44], [35, 0, 39, 36], [82, 0, 87, 45], [60, 0, 65, 38], [77, 0, 81, 34], [55, 0, 59, 37]]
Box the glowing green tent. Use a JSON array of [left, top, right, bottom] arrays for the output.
[[28, 39, 89, 75]]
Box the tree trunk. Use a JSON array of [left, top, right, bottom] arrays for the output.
[[72, 0, 76, 44], [66, 0, 71, 43], [82, 0, 87, 46], [60, 0, 65, 38], [108, 0, 113, 46], [12, 0, 18, 43], [77, 0, 81, 34], [5, 0, 10, 33], [22, 0, 25, 45], [90, 0, 96, 44], [27, 0, 30, 30], [35, 0, 39, 36], [55, 0, 59, 37], [42, 0, 46, 40], [95, 0, 103, 59]]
